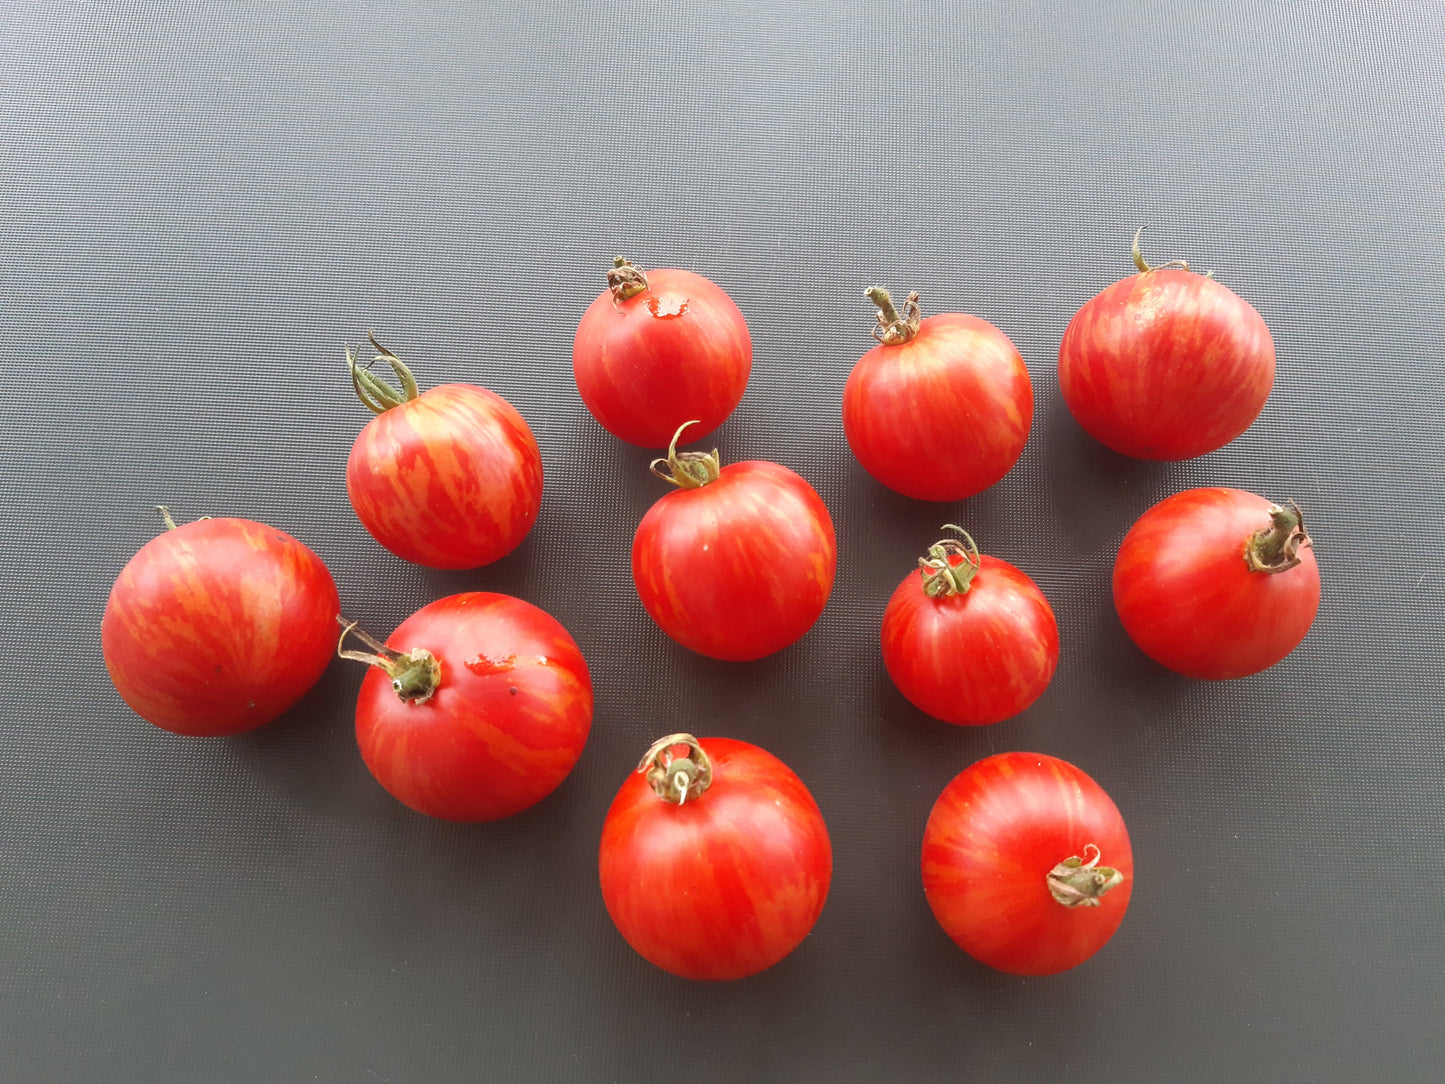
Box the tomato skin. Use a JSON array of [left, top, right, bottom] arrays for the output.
[[354, 592, 592, 821], [346, 383, 542, 570], [632, 461, 837, 661], [922, 752, 1133, 976], [599, 737, 832, 980], [882, 554, 1058, 726], [1113, 487, 1320, 679], [573, 268, 752, 448], [1058, 269, 1274, 459], [101, 518, 340, 737], [843, 313, 1033, 501]]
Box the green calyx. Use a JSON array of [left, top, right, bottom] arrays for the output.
[[918, 525, 982, 598], [1245, 500, 1311, 574], [348, 331, 421, 415], [649, 420, 722, 490], [865, 285, 922, 345], [336, 616, 441, 704], [637, 733, 714, 805], [607, 256, 650, 304], [1046, 844, 1125, 908]]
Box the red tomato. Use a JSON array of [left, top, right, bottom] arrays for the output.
[[1114, 487, 1320, 679], [882, 527, 1058, 725], [922, 752, 1133, 976], [345, 334, 542, 570], [599, 734, 832, 980], [572, 258, 751, 447], [345, 592, 592, 821], [843, 287, 1032, 501], [632, 425, 836, 661], [1058, 229, 1274, 459], [101, 509, 340, 737]]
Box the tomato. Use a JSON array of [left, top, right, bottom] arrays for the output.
[[922, 752, 1133, 976], [345, 334, 542, 569], [882, 527, 1058, 725], [101, 508, 340, 737], [1113, 487, 1320, 679], [572, 258, 751, 447], [843, 287, 1032, 501], [599, 734, 832, 980], [343, 592, 592, 821], [632, 424, 836, 661], [1058, 229, 1274, 459]]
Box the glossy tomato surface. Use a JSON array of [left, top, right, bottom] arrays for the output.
[[599, 737, 832, 980], [632, 460, 836, 661], [573, 267, 751, 447], [347, 383, 542, 570], [354, 592, 592, 821], [1113, 487, 1321, 679], [923, 752, 1133, 976], [844, 313, 1033, 501], [882, 552, 1058, 726], [102, 517, 340, 736], [1058, 268, 1274, 459]]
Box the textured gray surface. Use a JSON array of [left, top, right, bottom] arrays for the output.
[[3, 2, 1443, 1080]]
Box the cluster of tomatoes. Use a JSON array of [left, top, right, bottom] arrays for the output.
[[100, 230, 1320, 982]]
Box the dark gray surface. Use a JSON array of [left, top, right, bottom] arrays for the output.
[[4, 1, 1443, 1080]]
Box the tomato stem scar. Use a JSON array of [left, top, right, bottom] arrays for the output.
[[606, 256, 650, 305], [638, 733, 714, 805], [1046, 843, 1125, 908], [1244, 499, 1311, 574]]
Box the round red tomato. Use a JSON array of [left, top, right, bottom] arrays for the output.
[[843, 287, 1032, 501], [882, 527, 1058, 725], [632, 425, 836, 661], [345, 592, 592, 821], [599, 734, 832, 980], [1058, 229, 1274, 459], [922, 752, 1133, 976], [572, 258, 751, 447], [1114, 487, 1320, 679], [102, 509, 340, 737], [346, 334, 542, 570]]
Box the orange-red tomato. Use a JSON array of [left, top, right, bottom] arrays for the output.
[[349, 592, 592, 822], [843, 288, 1032, 501], [923, 752, 1133, 976], [573, 259, 751, 448], [345, 337, 542, 570], [102, 514, 339, 736], [882, 530, 1058, 726], [599, 735, 832, 980]]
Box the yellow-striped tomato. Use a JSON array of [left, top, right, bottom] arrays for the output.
[[101, 513, 340, 736]]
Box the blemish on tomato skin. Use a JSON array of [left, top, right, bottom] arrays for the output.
[[464, 653, 516, 676], [645, 293, 689, 319]]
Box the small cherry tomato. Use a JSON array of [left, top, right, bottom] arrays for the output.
[[882, 527, 1058, 726], [632, 423, 836, 661], [1058, 228, 1275, 459], [843, 287, 1032, 501], [1113, 487, 1320, 679], [922, 752, 1133, 976], [342, 592, 592, 821], [101, 507, 340, 737], [345, 334, 542, 570], [599, 734, 832, 980], [573, 258, 752, 448]]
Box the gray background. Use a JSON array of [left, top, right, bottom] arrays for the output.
[[3, 2, 1442, 1080]]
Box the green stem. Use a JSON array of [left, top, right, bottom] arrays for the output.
[[607, 256, 650, 303], [1132, 225, 1192, 274], [1244, 500, 1310, 574], [649, 421, 722, 489], [637, 733, 714, 805], [865, 286, 922, 345], [155, 505, 178, 530], [347, 331, 421, 415], [336, 616, 441, 704], [1046, 844, 1125, 908], [918, 525, 982, 598]]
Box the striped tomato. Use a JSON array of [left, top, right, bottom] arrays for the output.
[[632, 424, 836, 661], [843, 287, 1032, 501], [573, 258, 751, 448], [342, 592, 592, 822], [599, 734, 832, 980], [345, 334, 542, 570], [101, 508, 340, 736], [1058, 228, 1274, 459], [882, 527, 1058, 726], [923, 752, 1133, 976]]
